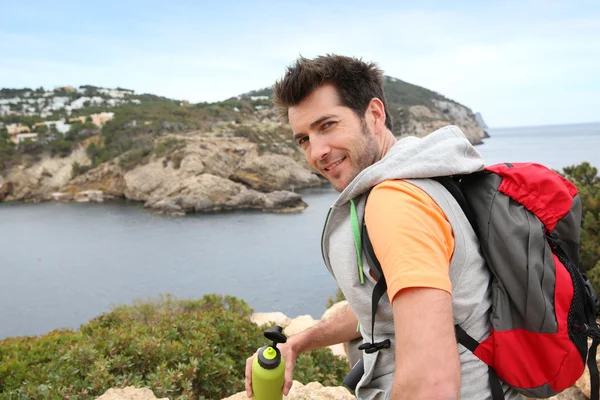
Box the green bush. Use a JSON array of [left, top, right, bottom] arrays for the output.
[[154, 137, 186, 158], [119, 146, 153, 171], [0, 294, 348, 399], [71, 161, 93, 178], [48, 138, 74, 158], [326, 287, 346, 309], [562, 162, 600, 278]]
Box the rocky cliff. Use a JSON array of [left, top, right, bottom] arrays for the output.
[[0, 78, 489, 214], [1, 135, 322, 215]]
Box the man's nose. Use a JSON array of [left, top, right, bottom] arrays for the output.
[[310, 135, 331, 162]]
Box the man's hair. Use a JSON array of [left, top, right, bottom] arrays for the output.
[[273, 54, 393, 131]]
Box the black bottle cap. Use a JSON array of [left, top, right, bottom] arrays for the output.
[[257, 345, 282, 370]]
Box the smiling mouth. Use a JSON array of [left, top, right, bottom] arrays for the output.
[[324, 157, 346, 172]]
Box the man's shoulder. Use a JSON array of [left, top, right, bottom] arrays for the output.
[[368, 179, 439, 209]]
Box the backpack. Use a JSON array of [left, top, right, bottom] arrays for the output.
[[359, 162, 600, 400]]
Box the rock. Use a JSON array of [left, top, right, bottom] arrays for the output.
[[232, 154, 321, 192], [284, 315, 317, 337], [51, 192, 74, 202], [95, 386, 168, 400], [433, 101, 485, 145], [398, 102, 487, 145], [5, 146, 91, 201], [75, 190, 104, 203], [0, 181, 13, 201], [150, 198, 186, 216], [321, 301, 348, 321], [67, 162, 126, 197], [251, 307, 348, 361], [251, 312, 292, 328], [263, 190, 307, 212], [222, 380, 354, 400], [140, 173, 306, 215], [474, 112, 489, 129]]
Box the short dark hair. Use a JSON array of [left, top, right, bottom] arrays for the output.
[[273, 54, 393, 131]]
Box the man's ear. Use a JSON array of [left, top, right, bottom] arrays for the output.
[[367, 98, 386, 134]]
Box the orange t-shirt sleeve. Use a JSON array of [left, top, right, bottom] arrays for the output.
[[364, 180, 455, 303]]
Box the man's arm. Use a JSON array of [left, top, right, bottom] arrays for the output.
[[391, 287, 460, 400], [290, 302, 361, 353], [246, 302, 360, 397]]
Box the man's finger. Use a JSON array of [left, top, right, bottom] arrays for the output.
[[282, 360, 294, 395], [245, 355, 255, 398]]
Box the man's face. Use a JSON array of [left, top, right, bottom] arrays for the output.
[[288, 84, 381, 192]]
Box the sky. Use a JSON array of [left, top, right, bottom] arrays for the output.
[[1, 0, 598, 128]]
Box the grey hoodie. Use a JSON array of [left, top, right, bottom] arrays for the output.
[[320, 125, 522, 400]]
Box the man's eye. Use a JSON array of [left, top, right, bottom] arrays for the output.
[[322, 121, 336, 130], [298, 137, 309, 146]]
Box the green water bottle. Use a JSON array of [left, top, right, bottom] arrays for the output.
[[252, 325, 287, 400]]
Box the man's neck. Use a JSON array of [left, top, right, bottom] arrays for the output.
[[379, 129, 398, 161]]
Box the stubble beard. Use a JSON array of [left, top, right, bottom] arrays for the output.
[[331, 119, 380, 192]]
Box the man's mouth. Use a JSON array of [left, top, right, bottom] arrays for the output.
[[323, 157, 346, 172]]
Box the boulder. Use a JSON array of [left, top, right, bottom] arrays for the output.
[[0, 181, 13, 201], [283, 315, 317, 337], [67, 162, 126, 197], [251, 312, 292, 328], [95, 386, 168, 400], [320, 301, 348, 322], [74, 190, 104, 203], [232, 154, 321, 192], [222, 380, 354, 400], [51, 192, 74, 202]]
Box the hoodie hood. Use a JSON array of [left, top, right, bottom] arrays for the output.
[[335, 125, 485, 206]]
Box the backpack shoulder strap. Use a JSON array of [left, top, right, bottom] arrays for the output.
[[361, 178, 505, 400]]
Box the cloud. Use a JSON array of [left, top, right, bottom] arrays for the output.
[[0, 1, 598, 127]]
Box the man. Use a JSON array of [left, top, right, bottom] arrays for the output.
[[245, 55, 522, 400]]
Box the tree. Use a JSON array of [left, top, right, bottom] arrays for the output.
[[0, 128, 16, 168], [34, 124, 49, 134], [562, 162, 600, 273]]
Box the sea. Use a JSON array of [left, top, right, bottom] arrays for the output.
[[1, 122, 599, 339]]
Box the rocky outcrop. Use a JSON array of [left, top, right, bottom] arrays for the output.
[[394, 101, 488, 145], [222, 380, 355, 400], [1, 136, 318, 215], [232, 154, 322, 192], [65, 162, 127, 197], [251, 301, 349, 361], [475, 112, 490, 138], [2, 146, 90, 202], [0, 180, 13, 201], [96, 387, 168, 400]]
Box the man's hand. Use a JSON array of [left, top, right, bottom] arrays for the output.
[[245, 340, 298, 398], [244, 304, 360, 398]]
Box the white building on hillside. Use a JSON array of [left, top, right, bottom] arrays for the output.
[[98, 88, 133, 98], [0, 97, 22, 105], [69, 96, 91, 110], [14, 133, 38, 145], [50, 96, 70, 111]]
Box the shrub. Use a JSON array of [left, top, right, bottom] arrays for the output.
[[71, 161, 93, 178], [326, 287, 346, 309], [0, 294, 348, 399], [154, 137, 185, 158], [118, 146, 153, 170], [562, 162, 600, 283], [171, 151, 184, 169]]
